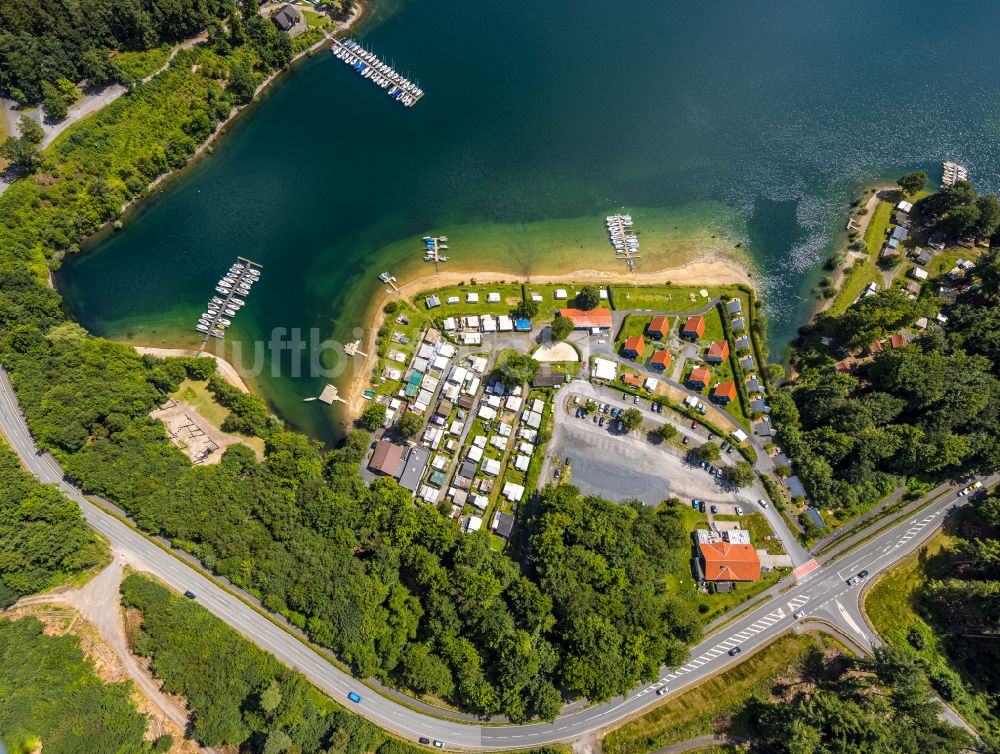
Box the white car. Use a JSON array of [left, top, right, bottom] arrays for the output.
[[656, 685, 669, 696], [794, 611, 805, 620], [757, 498, 768, 509], [735, 505, 744, 516]]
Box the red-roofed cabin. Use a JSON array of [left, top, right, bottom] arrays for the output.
[[650, 350, 672, 371], [687, 365, 711, 390], [681, 315, 705, 340], [622, 373, 643, 388], [868, 340, 884, 356], [646, 316, 671, 340], [705, 340, 729, 363], [712, 380, 737, 404], [557, 308, 612, 330], [889, 333, 909, 350], [698, 542, 761, 583], [622, 335, 645, 359]]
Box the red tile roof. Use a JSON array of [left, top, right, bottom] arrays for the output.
[[682, 315, 705, 338], [558, 308, 612, 329], [688, 365, 711, 386], [650, 350, 672, 369], [622, 373, 643, 387], [623, 334, 645, 357], [868, 340, 884, 355], [699, 542, 761, 582], [889, 333, 909, 350], [647, 316, 671, 338], [368, 439, 405, 476], [713, 381, 737, 402], [706, 340, 729, 361]]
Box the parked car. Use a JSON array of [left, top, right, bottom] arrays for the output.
[[610, 407, 618, 418], [554, 468, 562, 479], [720, 442, 729, 451], [692, 420, 700, 429], [348, 692, 362, 703], [710, 505, 718, 514], [432, 741, 444, 749], [419, 738, 431, 746], [699, 501, 706, 513], [634, 395, 640, 404], [574, 396, 581, 404], [616, 421, 624, 432], [682, 436, 689, 445], [726, 446, 734, 454], [598, 417, 605, 426], [735, 505, 744, 516], [691, 499, 700, 509], [757, 498, 768, 509], [728, 646, 742, 656], [623, 392, 629, 401]]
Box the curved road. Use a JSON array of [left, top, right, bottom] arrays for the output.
[[0, 366, 985, 748]]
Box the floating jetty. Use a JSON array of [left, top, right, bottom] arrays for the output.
[[196, 257, 261, 343], [329, 38, 424, 107], [422, 236, 449, 272], [379, 271, 400, 293], [942, 161, 968, 188], [605, 213, 639, 271], [304, 384, 346, 405]]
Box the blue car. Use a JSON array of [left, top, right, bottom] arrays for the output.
[[348, 692, 362, 704]]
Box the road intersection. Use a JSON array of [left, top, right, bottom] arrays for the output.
[[0, 366, 986, 748]]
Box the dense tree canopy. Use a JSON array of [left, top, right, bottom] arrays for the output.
[[777, 256, 1000, 515], [0, 443, 105, 607]]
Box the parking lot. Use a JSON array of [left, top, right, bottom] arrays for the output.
[[550, 399, 757, 507]]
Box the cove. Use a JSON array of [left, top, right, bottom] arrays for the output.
[[59, 0, 1000, 444]]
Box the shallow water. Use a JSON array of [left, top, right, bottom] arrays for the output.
[[59, 0, 1000, 443]]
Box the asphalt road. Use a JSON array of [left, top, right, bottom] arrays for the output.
[[0, 366, 984, 748]]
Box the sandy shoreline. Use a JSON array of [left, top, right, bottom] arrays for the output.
[[134, 347, 251, 393], [342, 257, 754, 420]]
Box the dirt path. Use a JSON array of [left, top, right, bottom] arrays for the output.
[[12, 560, 197, 748]]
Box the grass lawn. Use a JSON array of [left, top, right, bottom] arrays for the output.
[[864, 526, 999, 738], [602, 632, 845, 754], [170, 379, 266, 456], [524, 282, 608, 313], [744, 512, 784, 554], [613, 315, 660, 364], [301, 7, 331, 27], [609, 284, 745, 313], [113, 44, 173, 81], [829, 201, 892, 316], [412, 282, 525, 319]]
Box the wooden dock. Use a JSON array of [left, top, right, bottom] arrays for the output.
[[329, 39, 424, 107], [197, 257, 262, 347]]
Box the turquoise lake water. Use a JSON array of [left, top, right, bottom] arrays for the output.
[[59, 0, 1000, 443]]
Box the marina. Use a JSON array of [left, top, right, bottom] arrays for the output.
[[941, 161, 969, 187], [329, 38, 424, 107], [422, 235, 449, 271], [605, 213, 639, 271], [196, 257, 262, 344]]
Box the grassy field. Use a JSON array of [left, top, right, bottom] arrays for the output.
[[411, 282, 525, 318], [603, 632, 844, 754], [113, 44, 173, 81], [609, 284, 747, 313], [170, 379, 266, 455], [829, 201, 893, 316], [864, 527, 999, 738]]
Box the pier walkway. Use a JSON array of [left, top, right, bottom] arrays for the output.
[[330, 38, 424, 107]]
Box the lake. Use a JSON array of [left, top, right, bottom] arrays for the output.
[[59, 0, 1000, 444]]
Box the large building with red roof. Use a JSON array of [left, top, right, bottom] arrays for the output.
[[557, 308, 612, 330], [650, 350, 672, 371], [687, 365, 711, 389], [622, 335, 645, 359], [712, 380, 737, 404], [681, 315, 705, 340], [646, 316, 671, 340], [705, 340, 729, 363], [698, 541, 761, 583]]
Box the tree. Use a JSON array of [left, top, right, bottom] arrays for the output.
[[650, 423, 676, 442], [359, 402, 387, 432], [1, 136, 38, 171], [939, 203, 980, 238], [620, 407, 643, 431], [514, 300, 539, 319], [493, 354, 538, 389], [227, 63, 257, 104], [973, 194, 1000, 241], [897, 170, 927, 196], [17, 115, 43, 147], [722, 460, 754, 487], [80, 48, 120, 88], [697, 442, 721, 462], [396, 411, 423, 439], [575, 286, 600, 311], [550, 316, 573, 341]]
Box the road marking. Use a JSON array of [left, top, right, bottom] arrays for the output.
[[793, 559, 820, 581]]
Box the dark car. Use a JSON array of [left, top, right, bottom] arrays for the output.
[[699, 501, 706, 513], [184, 590, 197, 600], [419, 738, 431, 746], [710, 505, 718, 514], [857, 570, 869, 579], [554, 468, 562, 479], [682, 436, 689, 445], [726, 446, 734, 454], [728, 646, 741, 656]]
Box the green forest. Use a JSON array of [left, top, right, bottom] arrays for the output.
[[0, 441, 105, 607], [742, 647, 974, 754], [0, 615, 157, 754], [773, 248, 1000, 521]]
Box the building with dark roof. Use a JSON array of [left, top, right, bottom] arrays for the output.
[[532, 364, 564, 388], [368, 440, 405, 477], [786, 475, 808, 501], [270, 4, 300, 31], [493, 511, 515, 540], [397, 447, 430, 492]]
